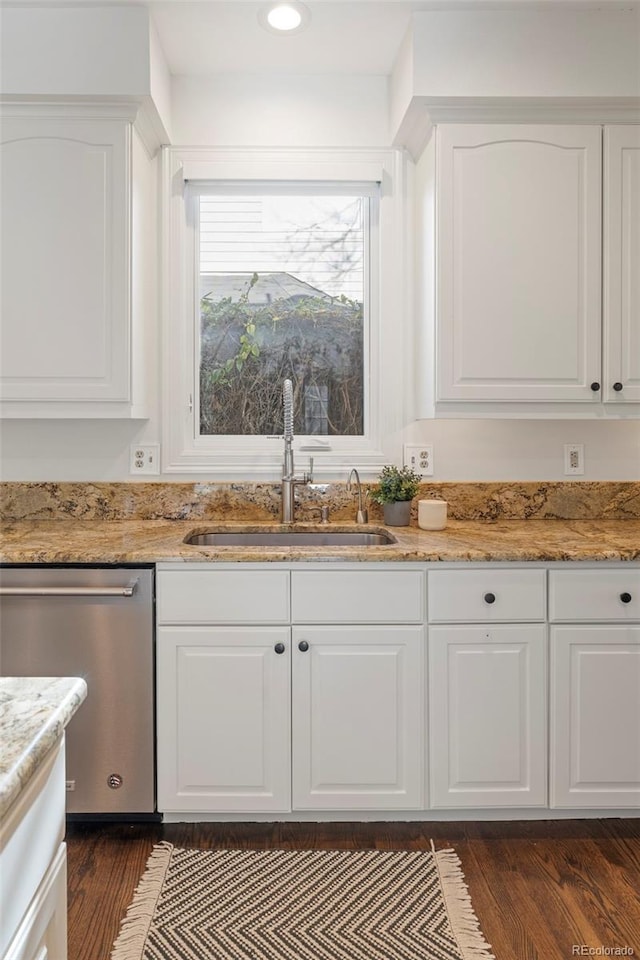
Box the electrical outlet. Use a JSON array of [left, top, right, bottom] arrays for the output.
[[564, 443, 584, 476], [130, 443, 160, 475], [403, 443, 434, 477]]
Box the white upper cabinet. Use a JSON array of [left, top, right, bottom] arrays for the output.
[[432, 122, 640, 415], [436, 124, 603, 404], [0, 115, 149, 417], [603, 125, 640, 402]]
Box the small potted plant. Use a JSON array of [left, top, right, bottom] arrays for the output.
[[370, 464, 422, 526]]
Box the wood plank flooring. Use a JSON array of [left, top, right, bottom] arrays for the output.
[[66, 819, 640, 960]]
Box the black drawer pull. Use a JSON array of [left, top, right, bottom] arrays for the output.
[[620, 592, 632, 604], [590, 382, 601, 392], [613, 382, 623, 392], [483, 592, 496, 604], [274, 642, 286, 654], [298, 640, 309, 652]]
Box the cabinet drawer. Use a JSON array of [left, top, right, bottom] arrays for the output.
[[157, 570, 290, 624], [428, 569, 546, 622], [291, 570, 424, 623], [549, 568, 640, 621]]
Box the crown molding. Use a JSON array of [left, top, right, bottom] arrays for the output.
[[395, 97, 640, 159], [0, 95, 170, 156]]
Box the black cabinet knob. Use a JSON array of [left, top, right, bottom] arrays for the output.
[[620, 592, 632, 604], [613, 382, 623, 392], [590, 382, 601, 392], [274, 642, 286, 654], [298, 640, 309, 652], [483, 592, 496, 604]]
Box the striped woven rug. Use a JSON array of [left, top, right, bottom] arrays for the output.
[[111, 842, 495, 960]]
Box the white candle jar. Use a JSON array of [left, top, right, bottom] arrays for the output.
[[418, 499, 448, 530]]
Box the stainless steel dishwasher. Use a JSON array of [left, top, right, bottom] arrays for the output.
[[0, 566, 155, 816]]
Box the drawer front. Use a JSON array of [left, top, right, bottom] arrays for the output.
[[428, 569, 546, 622], [157, 570, 290, 624], [549, 568, 640, 621], [291, 570, 425, 623]]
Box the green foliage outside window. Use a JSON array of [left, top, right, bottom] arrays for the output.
[[199, 273, 364, 436]]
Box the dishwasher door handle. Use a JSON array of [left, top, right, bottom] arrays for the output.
[[0, 579, 139, 597]]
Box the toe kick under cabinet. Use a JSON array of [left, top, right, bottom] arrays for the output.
[[156, 561, 640, 819]]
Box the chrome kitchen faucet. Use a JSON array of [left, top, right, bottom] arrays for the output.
[[277, 379, 313, 522], [347, 467, 368, 524]]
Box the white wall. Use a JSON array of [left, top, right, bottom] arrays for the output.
[[2, 416, 638, 481], [411, 8, 640, 99], [0, 5, 151, 97], [171, 74, 389, 147]]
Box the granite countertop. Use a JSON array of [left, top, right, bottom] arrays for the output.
[[0, 677, 87, 819], [0, 517, 638, 563]]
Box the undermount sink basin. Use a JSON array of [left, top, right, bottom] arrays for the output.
[[184, 529, 396, 547]]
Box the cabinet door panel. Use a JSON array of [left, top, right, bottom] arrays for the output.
[[0, 119, 130, 402], [604, 125, 640, 401], [551, 625, 640, 808], [157, 627, 290, 813], [429, 625, 547, 807], [292, 626, 423, 809], [436, 124, 601, 402]]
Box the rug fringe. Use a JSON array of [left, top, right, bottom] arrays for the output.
[[432, 845, 496, 960], [110, 841, 174, 960]]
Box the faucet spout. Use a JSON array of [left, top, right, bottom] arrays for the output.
[[347, 468, 368, 524], [279, 379, 312, 522]]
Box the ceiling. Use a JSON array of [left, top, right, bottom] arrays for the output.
[[147, 0, 635, 77], [150, 1, 417, 76]]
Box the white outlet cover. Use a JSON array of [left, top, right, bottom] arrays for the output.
[[563, 443, 584, 476], [403, 443, 434, 477], [130, 443, 160, 475]]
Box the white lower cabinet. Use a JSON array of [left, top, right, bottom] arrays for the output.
[[292, 626, 423, 810], [1, 740, 67, 960], [156, 561, 640, 818], [429, 625, 547, 807], [156, 627, 291, 813], [549, 567, 640, 808], [551, 625, 640, 808], [156, 565, 425, 815]]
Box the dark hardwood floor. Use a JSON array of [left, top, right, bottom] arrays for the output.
[[66, 818, 640, 960]]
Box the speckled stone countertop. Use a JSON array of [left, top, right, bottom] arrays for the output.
[[0, 677, 87, 819], [0, 518, 638, 562]]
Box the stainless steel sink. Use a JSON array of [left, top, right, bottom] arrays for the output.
[[184, 530, 396, 547]]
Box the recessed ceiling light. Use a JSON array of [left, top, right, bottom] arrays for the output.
[[258, 2, 311, 35]]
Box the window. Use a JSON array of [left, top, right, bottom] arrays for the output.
[[198, 189, 368, 438], [162, 148, 408, 478]]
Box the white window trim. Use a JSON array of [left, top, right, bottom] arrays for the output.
[[161, 146, 410, 480]]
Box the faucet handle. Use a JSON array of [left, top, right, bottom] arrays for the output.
[[304, 457, 314, 481]]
